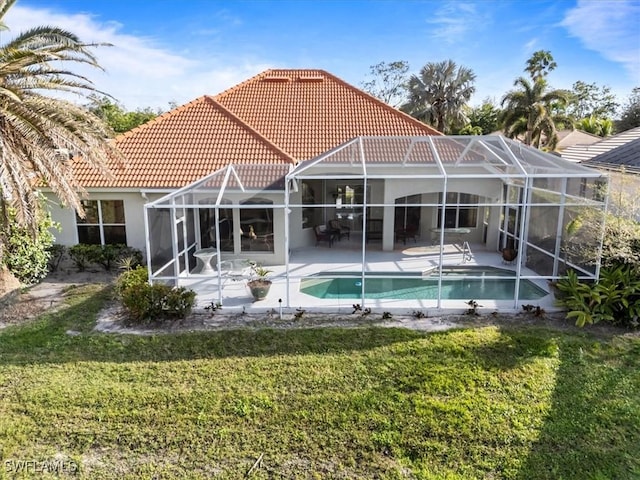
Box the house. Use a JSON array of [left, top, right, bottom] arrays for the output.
[[44, 69, 608, 311], [490, 129, 602, 152], [554, 129, 602, 152], [561, 126, 640, 165], [562, 126, 640, 220], [44, 69, 439, 254]]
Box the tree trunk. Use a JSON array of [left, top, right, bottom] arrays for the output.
[[0, 265, 22, 304]]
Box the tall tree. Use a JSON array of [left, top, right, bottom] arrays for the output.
[[86, 95, 159, 133], [0, 0, 119, 230], [402, 59, 476, 134], [524, 50, 557, 81], [361, 60, 410, 108], [501, 77, 570, 149], [615, 87, 640, 132], [566, 81, 618, 120], [467, 99, 501, 134]]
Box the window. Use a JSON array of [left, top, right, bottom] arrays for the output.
[[437, 192, 479, 228], [76, 200, 127, 245], [199, 199, 234, 251], [301, 180, 323, 229], [395, 194, 421, 233], [240, 198, 274, 252]]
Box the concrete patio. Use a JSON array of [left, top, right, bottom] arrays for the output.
[[179, 240, 558, 316]]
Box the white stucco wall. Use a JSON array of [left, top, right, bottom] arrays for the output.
[[382, 177, 503, 251], [44, 190, 168, 256], [44, 175, 507, 266]]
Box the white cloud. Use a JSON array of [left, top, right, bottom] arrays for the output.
[[426, 1, 483, 44], [3, 4, 268, 110], [524, 38, 539, 53], [561, 0, 640, 80]]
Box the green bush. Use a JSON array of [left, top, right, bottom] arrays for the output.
[[120, 282, 196, 324], [68, 244, 143, 272], [46, 244, 66, 272], [2, 209, 57, 285], [556, 266, 640, 328], [94, 244, 143, 271], [68, 244, 96, 272], [114, 266, 148, 299]]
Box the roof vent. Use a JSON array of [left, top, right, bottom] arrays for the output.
[[262, 76, 291, 83], [297, 76, 324, 83]]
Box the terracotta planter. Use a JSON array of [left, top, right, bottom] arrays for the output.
[[247, 279, 272, 301], [502, 248, 518, 262]]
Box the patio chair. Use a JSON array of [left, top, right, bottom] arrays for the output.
[[395, 224, 418, 245], [328, 219, 350, 241], [314, 225, 334, 247]]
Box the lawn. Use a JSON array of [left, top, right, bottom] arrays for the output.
[[0, 284, 639, 479]]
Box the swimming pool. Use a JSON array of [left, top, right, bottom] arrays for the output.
[[299, 266, 548, 300]]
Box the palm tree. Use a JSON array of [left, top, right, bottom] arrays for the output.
[[501, 77, 570, 150], [524, 50, 557, 82], [0, 0, 119, 230], [577, 115, 613, 137], [401, 60, 476, 134]]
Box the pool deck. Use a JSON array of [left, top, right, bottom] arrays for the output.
[[178, 241, 559, 316]]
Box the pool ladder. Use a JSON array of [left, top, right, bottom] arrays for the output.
[[461, 241, 472, 263]]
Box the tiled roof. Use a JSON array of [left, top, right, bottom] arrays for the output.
[[582, 137, 640, 171], [73, 96, 294, 188], [215, 69, 441, 160], [561, 126, 640, 163], [74, 68, 441, 188], [202, 164, 290, 191], [555, 129, 602, 151]]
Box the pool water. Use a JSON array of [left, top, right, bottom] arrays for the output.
[[299, 266, 548, 300]]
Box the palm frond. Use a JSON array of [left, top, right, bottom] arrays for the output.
[[0, 5, 122, 230]]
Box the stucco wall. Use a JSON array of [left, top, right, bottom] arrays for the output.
[[44, 190, 160, 255]]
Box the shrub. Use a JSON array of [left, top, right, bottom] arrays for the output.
[[46, 244, 66, 272], [94, 244, 143, 271], [2, 208, 57, 285], [68, 244, 143, 272], [68, 244, 96, 272], [120, 282, 196, 324], [114, 266, 149, 299], [556, 266, 640, 328]]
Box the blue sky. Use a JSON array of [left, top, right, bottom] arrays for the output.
[[6, 0, 640, 111]]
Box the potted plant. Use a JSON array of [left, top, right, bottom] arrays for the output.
[[246, 261, 272, 301]]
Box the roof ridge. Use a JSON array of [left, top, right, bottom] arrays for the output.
[[116, 96, 210, 140], [212, 69, 278, 101], [204, 96, 296, 164], [316, 69, 443, 136]]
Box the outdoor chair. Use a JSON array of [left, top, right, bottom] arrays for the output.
[[314, 225, 334, 247], [328, 219, 350, 241], [395, 224, 418, 245]]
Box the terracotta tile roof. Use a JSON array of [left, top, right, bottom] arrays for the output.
[[215, 69, 441, 160], [202, 164, 290, 191], [75, 68, 441, 189], [73, 96, 295, 188], [303, 136, 496, 171]]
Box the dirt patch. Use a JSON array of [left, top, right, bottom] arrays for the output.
[[0, 262, 117, 329], [93, 300, 634, 339]]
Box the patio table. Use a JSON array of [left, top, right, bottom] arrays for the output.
[[430, 227, 471, 245], [193, 247, 218, 275]]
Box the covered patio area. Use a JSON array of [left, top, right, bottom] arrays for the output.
[[144, 135, 608, 313]]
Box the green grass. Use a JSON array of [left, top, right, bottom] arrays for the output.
[[0, 284, 639, 479]]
